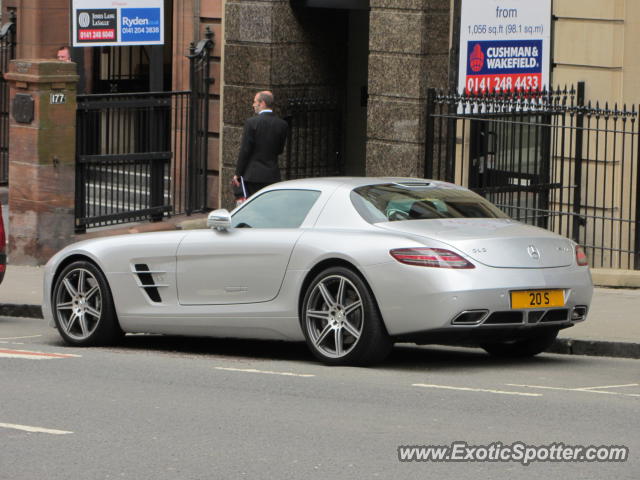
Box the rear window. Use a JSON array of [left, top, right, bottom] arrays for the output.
[[350, 183, 508, 223]]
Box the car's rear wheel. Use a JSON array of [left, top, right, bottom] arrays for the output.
[[480, 329, 559, 358], [301, 266, 392, 366], [52, 260, 122, 346]]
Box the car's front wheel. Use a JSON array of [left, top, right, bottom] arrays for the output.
[[480, 329, 559, 358], [301, 266, 392, 366], [52, 260, 122, 346]]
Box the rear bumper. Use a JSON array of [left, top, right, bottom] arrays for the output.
[[395, 323, 573, 346], [362, 261, 593, 337]]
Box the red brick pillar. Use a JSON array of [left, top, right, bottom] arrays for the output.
[[5, 60, 78, 265]]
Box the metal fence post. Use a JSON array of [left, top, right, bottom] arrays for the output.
[[186, 42, 197, 215], [186, 30, 213, 214], [572, 82, 585, 242], [635, 109, 640, 270], [424, 88, 436, 179], [149, 96, 164, 222], [445, 94, 458, 183], [74, 176, 86, 233], [201, 28, 214, 211]]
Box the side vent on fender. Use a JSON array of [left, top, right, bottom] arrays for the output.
[[133, 264, 166, 303]]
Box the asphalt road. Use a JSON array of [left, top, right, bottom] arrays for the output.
[[1, 316, 638, 480]]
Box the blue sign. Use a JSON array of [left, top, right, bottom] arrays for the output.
[[466, 40, 542, 76], [120, 8, 161, 42]]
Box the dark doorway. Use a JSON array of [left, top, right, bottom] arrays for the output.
[[343, 9, 369, 175], [90, 46, 154, 93], [287, 1, 370, 177]]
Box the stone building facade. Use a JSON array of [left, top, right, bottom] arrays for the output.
[[221, 0, 451, 205]]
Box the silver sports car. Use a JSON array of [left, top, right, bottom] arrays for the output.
[[43, 177, 593, 365]]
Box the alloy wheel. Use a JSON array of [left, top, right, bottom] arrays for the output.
[[305, 274, 365, 359], [55, 267, 103, 341]]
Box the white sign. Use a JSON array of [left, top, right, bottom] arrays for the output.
[[71, 0, 164, 47], [458, 0, 552, 94], [50, 93, 66, 104]]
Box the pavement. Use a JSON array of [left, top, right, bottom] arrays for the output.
[[0, 264, 638, 359]]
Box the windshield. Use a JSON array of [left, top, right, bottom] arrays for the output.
[[350, 183, 509, 223]]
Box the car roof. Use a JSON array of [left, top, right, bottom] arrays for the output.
[[263, 176, 461, 191]]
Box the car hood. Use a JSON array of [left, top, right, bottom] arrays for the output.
[[375, 218, 575, 268]]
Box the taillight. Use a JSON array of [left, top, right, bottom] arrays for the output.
[[575, 245, 589, 266], [390, 248, 475, 269]]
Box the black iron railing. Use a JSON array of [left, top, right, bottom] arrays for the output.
[[0, 11, 16, 185], [426, 84, 640, 270], [75, 29, 214, 232], [284, 98, 342, 179], [75, 91, 191, 232]]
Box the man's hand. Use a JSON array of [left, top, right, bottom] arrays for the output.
[[231, 175, 241, 187]]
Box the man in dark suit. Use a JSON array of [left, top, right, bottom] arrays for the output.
[[232, 91, 288, 197]]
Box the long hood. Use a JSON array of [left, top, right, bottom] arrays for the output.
[[376, 218, 575, 268], [51, 230, 189, 271], [62, 230, 189, 253]]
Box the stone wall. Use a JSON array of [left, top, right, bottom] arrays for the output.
[[6, 60, 78, 265], [222, 0, 348, 208], [222, 0, 452, 205], [366, 0, 450, 178]]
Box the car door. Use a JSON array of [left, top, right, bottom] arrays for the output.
[[176, 189, 321, 305]]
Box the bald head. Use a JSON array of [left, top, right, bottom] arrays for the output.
[[253, 90, 274, 113]]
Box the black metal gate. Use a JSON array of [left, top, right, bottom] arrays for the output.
[[284, 97, 343, 179], [186, 34, 213, 213], [426, 84, 640, 270], [465, 108, 555, 229], [75, 32, 213, 232], [0, 12, 16, 185]]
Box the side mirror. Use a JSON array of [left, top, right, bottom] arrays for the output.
[[207, 209, 232, 231]]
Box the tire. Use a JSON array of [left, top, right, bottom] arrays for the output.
[[481, 329, 559, 358], [52, 260, 123, 346], [301, 266, 392, 366]]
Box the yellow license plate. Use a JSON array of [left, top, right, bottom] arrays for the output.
[[511, 290, 564, 309]]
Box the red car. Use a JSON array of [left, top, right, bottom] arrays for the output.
[[0, 206, 5, 283]]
